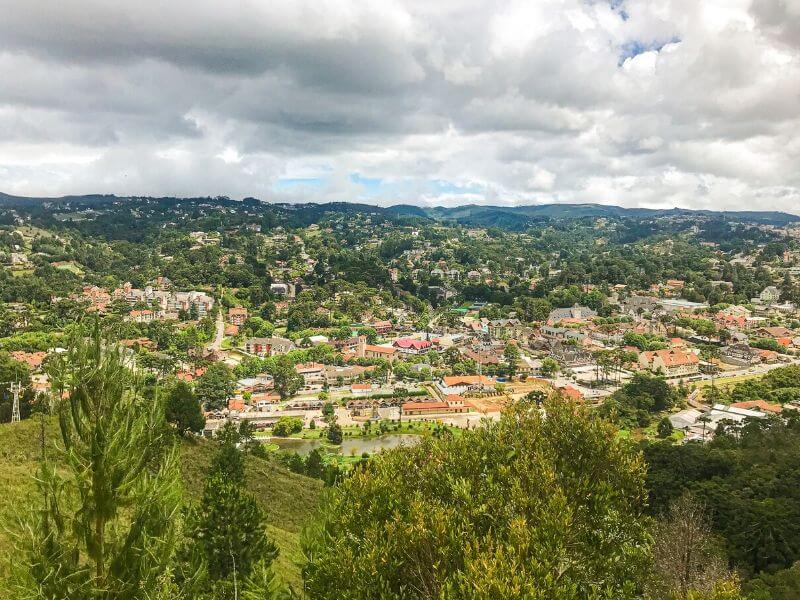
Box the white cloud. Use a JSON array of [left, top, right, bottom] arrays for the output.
[[0, 0, 797, 213]]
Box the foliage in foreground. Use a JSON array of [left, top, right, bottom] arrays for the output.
[[7, 331, 181, 599], [302, 397, 652, 599]]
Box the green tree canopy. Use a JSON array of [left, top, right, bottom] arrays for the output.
[[165, 380, 205, 435], [303, 398, 650, 598], [195, 362, 235, 410], [268, 355, 303, 401]]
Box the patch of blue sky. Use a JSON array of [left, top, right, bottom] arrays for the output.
[[273, 177, 325, 191], [428, 180, 484, 195], [347, 175, 484, 200], [618, 36, 681, 66], [349, 173, 383, 197]]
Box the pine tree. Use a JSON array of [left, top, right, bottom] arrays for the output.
[[177, 426, 279, 598], [10, 327, 181, 599]]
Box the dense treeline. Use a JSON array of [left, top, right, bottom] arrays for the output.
[[644, 415, 800, 579]]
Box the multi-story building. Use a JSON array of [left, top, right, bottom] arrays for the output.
[[324, 364, 373, 386], [372, 320, 392, 335], [720, 343, 760, 367], [169, 291, 214, 317], [295, 362, 326, 389], [362, 344, 396, 362], [437, 375, 494, 396], [113, 283, 214, 317], [228, 306, 248, 326], [639, 349, 700, 379], [759, 286, 781, 304]]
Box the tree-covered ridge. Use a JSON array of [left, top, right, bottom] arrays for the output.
[[0, 196, 794, 322]]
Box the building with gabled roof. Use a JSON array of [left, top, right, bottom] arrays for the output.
[[639, 349, 700, 379]]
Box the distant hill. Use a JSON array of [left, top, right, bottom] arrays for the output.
[[0, 418, 322, 593], [403, 203, 800, 228], [0, 192, 122, 206], [1, 192, 798, 227]]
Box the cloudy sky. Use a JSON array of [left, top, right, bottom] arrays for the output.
[[0, 0, 798, 211]]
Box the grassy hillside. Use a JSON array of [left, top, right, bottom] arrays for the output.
[[0, 417, 323, 592]]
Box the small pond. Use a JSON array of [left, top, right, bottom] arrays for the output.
[[268, 434, 422, 456]]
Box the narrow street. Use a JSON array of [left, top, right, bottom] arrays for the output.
[[209, 308, 225, 351]]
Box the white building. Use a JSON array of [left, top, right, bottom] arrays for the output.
[[759, 286, 781, 304]]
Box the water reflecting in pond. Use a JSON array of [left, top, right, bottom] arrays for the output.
[[269, 434, 422, 456]]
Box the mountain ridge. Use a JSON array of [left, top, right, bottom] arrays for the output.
[[2, 192, 798, 226]]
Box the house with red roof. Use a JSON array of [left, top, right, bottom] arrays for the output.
[[295, 362, 326, 388], [228, 398, 246, 411], [11, 351, 47, 371], [558, 384, 584, 402], [350, 383, 373, 396], [363, 344, 396, 362], [228, 306, 248, 326], [372, 320, 392, 335], [176, 367, 206, 383], [392, 338, 433, 355], [401, 396, 469, 416], [639, 349, 700, 379], [437, 375, 495, 396], [759, 326, 793, 339], [129, 309, 156, 323]]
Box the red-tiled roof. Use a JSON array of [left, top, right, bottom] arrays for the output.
[[364, 344, 396, 354], [643, 349, 699, 366], [11, 351, 47, 369], [393, 338, 432, 350], [559, 385, 583, 400], [730, 400, 782, 414]]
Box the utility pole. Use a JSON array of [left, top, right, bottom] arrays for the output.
[[10, 381, 22, 423]]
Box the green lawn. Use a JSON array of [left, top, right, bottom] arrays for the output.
[[277, 420, 460, 441], [51, 261, 85, 276], [695, 373, 760, 388], [9, 269, 34, 277]]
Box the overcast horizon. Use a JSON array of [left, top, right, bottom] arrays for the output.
[[0, 1, 798, 212]]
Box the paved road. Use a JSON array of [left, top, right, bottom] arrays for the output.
[[209, 309, 225, 351]]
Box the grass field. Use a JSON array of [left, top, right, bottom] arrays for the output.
[[51, 261, 85, 276], [0, 417, 323, 594], [695, 373, 761, 388], [281, 420, 454, 440], [9, 269, 34, 277]]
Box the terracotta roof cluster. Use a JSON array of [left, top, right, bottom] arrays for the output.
[[11, 351, 47, 370], [364, 344, 396, 355]]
